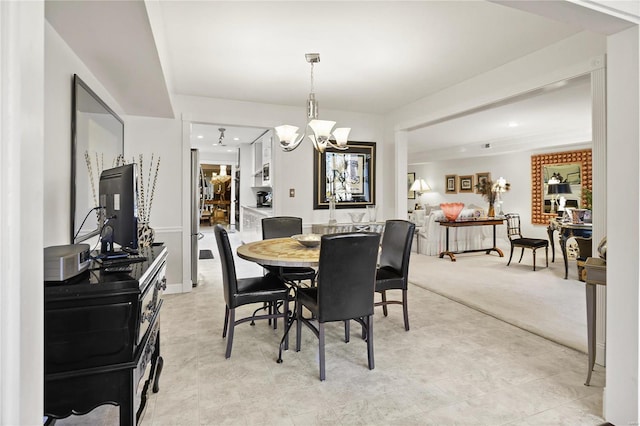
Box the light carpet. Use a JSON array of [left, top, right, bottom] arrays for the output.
[[408, 243, 588, 354]]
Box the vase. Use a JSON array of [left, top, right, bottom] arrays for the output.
[[138, 222, 155, 248], [488, 203, 495, 217], [328, 196, 337, 225]]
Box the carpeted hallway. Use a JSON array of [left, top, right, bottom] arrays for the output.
[[408, 242, 588, 354]]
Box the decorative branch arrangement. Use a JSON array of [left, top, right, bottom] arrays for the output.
[[135, 154, 161, 224], [475, 177, 511, 204]]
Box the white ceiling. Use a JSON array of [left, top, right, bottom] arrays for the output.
[[45, 1, 633, 158]]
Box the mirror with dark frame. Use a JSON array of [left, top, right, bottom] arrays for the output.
[[313, 141, 376, 209], [71, 74, 124, 243]]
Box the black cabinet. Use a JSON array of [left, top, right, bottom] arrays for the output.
[[44, 245, 167, 425]]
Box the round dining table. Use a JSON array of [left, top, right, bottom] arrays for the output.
[[236, 237, 320, 268]]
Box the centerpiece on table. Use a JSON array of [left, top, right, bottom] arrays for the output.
[[475, 176, 510, 217]]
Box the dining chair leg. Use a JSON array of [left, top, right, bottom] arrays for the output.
[[532, 249, 537, 271], [225, 308, 236, 359], [222, 305, 229, 338], [545, 246, 549, 267], [518, 248, 525, 263], [295, 300, 303, 352], [381, 291, 388, 316], [282, 298, 289, 351], [402, 289, 410, 331], [366, 315, 374, 370], [507, 245, 514, 266], [319, 323, 326, 381], [344, 320, 350, 343]]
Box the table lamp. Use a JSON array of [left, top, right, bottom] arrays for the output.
[[410, 178, 431, 210], [547, 180, 572, 215]]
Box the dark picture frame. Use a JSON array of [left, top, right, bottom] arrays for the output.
[[407, 172, 416, 199], [313, 141, 376, 209], [459, 175, 474, 193], [445, 174, 457, 194], [475, 172, 491, 194]]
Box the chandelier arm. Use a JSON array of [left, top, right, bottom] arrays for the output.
[[280, 126, 308, 152], [326, 139, 349, 151]]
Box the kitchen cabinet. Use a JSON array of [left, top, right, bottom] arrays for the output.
[[252, 133, 272, 188], [240, 206, 273, 243]]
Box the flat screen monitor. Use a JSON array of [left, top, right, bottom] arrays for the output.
[[99, 164, 138, 253]]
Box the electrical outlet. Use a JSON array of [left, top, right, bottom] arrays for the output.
[[289, 188, 295, 197]]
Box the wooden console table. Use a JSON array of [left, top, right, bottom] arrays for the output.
[[547, 218, 593, 279], [438, 218, 504, 261], [583, 256, 606, 386]]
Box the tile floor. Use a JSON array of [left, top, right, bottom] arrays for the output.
[[58, 227, 606, 425]]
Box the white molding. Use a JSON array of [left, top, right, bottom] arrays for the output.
[[153, 226, 182, 234], [0, 1, 44, 424], [163, 282, 184, 295], [591, 66, 607, 366]]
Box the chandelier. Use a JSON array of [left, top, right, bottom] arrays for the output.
[[275, 53, 350, 153]]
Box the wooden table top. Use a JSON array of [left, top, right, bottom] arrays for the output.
[[438, 218, 505, 227], [236, 237, 320, 267]]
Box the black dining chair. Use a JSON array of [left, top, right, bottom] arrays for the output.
[[262, 216, 317, 286], [375, 220, 416, 331], [505, 213, 549, 271], [214, 225, 290, 358], [295, 232, 381, 381]]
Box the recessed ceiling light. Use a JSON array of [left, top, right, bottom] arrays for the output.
[[197, 135, 204, 139], [508, 121, 518, 128], [233, 137, 239, 141], [227, 149, 234, 153]]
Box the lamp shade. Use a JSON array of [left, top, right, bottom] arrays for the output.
[[547, 182, 572, 195], [410, 178, 431, 193]]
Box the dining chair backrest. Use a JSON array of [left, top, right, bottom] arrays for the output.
[[505, 213, 524, 240], [262, 216, 303, 239], [214, 225, 238, 308], [379, 220, 415, 278], [316, 232, 381, 323]]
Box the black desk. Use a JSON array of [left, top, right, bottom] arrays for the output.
[[44, 245, 167, 425], [547, 219, 592, 278]]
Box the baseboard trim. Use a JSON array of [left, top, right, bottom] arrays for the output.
[[164, 282, 184, 295]]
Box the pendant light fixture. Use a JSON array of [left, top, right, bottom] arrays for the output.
[[275, 53, 350, 153]]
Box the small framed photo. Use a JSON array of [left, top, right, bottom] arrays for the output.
[[407, 172, 416, 199], [445, 174, 457, 194], [459, 175, 474, 193], [475, 172, 491, 194]]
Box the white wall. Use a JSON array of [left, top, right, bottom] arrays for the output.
[[174, 95, 387, 226], [409, 144, 591, 239], [44, 21, 125, 246], [124, 116, 183, 289], [1, 2, 44, 423], [604, 25, 640, 424]]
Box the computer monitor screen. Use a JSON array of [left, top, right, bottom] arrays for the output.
[[99, 164, 138, 253]]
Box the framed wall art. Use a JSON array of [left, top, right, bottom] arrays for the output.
[[475, 172, 491, 194], [459, 175, 474, 193], [445, 174, 457, 194], [407, 172, 416, 199], [313, 141, 376, 209]]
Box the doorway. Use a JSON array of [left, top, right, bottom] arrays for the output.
[[201, 163, 232, 227]]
